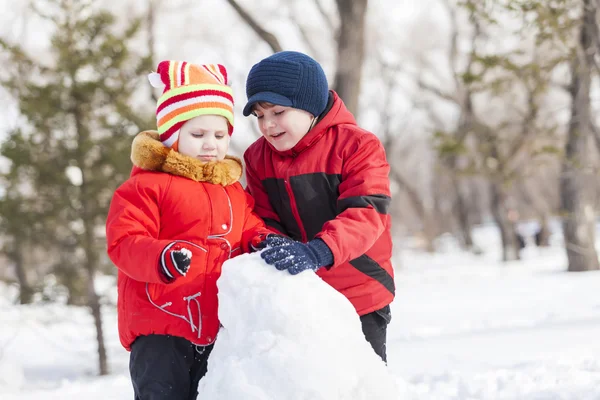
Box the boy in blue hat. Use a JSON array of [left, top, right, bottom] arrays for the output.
[[243, 51, 394, 362]]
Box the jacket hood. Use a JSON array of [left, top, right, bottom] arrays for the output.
[[130, 130, 242, 186]]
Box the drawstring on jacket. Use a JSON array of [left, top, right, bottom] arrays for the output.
[[146, 284, 204, 339]]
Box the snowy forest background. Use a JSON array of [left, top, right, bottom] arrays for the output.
[[2, 0, 600, 398]]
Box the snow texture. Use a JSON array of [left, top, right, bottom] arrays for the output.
[[197, 253, 400, 399]]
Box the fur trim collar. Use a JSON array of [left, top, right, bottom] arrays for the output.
[[130, 131, 242, 186]]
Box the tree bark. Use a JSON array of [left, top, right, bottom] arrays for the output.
[[451, 175, 474, 250], [333, 0, 368, 116], [11, 241, 34, 304], [73, 87, 109, 375], [561, 0, 600, 272], [389, 166, 436, 252], [536, 214, 551, 247], [81, 171, 109, 376], [490, 181, 520, 262], [447, 95, 476, 252], [87, 272, 108, 375]]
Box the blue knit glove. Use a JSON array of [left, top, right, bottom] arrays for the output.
[[251, 234, 294, 252], [260, 239, 334, 275]]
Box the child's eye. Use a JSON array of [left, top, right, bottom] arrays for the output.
[[274, 110, 285, 116], [216, 134, 225, 139], [192, 133, 204, 138], [255, 114, 264, 119]]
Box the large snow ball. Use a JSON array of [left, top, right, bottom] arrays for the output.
[[197, 253, 400, 400]]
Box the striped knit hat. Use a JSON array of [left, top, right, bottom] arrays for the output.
[[148, 60, 234, 148]]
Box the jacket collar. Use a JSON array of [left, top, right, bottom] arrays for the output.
[[130, 131, 242, 186]]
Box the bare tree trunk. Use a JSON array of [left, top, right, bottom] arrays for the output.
[[516, 180, 552, 247], [81, 204, 108, 376], [87, 271, 108, 375], [422, 216, 437, 253], [561, 0, 600, 272], [389, 166, 436, 252], [10, 242, 34, 304], [451, 175, 474, 250], [55, 262, 87, 306], [490, 181, 520, 262], [448, 96, 476, 252], [333, 0, 368, 116], [537, 213, 551, 247], [73, 92, 109, 376]]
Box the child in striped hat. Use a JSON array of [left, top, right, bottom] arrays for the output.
[[106, 60, 270, 400]]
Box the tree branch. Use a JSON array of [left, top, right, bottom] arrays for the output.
[[416, 77, 459, 104], [389, 164, 427, 219], [225, 0, 283, 53], [377, 60, 428, 220], [289, 2, 320, 58], [439, 0, 461, 90], [590, 117, 600, 152], [314, 0, 337, 36]]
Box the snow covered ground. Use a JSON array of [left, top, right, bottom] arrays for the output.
[[2, 222, 600, 399]]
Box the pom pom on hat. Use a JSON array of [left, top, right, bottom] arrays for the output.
[[148, 72, 165, 89]]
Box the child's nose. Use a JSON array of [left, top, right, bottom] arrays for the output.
[[265, 117, 276, 129], [203, 139, 216, 149]]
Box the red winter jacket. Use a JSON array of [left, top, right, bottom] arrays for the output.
[[106, 131, 268, 350], [244, 91, 395, 316]]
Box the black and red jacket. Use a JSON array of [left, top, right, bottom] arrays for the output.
[[244, 91, 394, 316]]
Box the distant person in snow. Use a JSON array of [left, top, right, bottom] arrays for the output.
[[106, 60, 270, 400], [242, 51, 394, 363]]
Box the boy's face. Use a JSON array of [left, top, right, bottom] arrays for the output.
[[252, 103, 315, 152], [178, 115, 230, 161]]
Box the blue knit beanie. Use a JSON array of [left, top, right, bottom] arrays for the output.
[[243, 51, 329, 117]]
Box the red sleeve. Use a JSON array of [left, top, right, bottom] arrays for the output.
[[240, 190, 273, 253], [106, 174, 175, 283], [316, 133, 391, 267], [243, 150, 286, 235]]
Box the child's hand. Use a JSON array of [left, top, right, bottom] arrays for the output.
[[250, 234, 293, 252], [160, 243, 192, 282], [260, 238, 333, 275]]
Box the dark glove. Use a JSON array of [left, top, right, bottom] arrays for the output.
[[260, 238, 334, 275], [160, 243, 192, 282], [250, 234, 294, 252]]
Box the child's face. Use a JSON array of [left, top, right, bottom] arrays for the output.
[[252, 103, 315, 152], [178, 115, 230, 162]]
